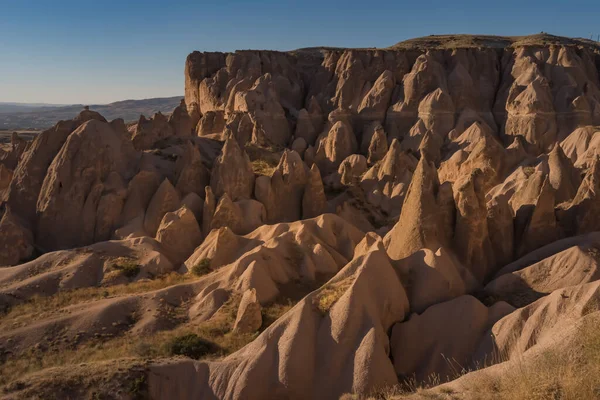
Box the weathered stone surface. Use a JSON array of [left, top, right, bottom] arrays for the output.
[[255, 150, 307, 223], [156, 206, 202, 264], [452, 169, 494, 281], [313, 120, 358, 175], [210, 135, 255, 201], [131, 112, 174, 150], [36, 119, 137, 250], [144, 178, 181, 237], [168, 99, 194, 137], [338, 154, 368, 185], [233, 289, 262, 333], [176, 142, 210, 197], [6, 110, 106, 224], [210, 193, 266, 235], [302, 164, 327, 219], [384, 153, 446, 260], [0, 208, 34, 266]]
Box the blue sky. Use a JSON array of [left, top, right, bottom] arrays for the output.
[[1, 0, 599, 104]]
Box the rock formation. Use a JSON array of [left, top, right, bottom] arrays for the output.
[[4, 33, 600, 400]]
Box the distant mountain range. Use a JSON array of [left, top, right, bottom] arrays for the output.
[[0, 96, 184, 130]]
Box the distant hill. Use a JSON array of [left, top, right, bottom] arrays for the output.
[[0, 96, 183, 130]]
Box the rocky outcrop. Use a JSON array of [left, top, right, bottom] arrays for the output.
[[486, 195, 514, 269], [175, 142, 210, 197], [313, 120, 358, 175], [547, 144, 581, 204], [7, 34, 600, 400], [517, 177, 561, 258], [6, 110, 107, 224], [452, 169, 494, 281], [144, 179, 181, 237], [210, 135, 255, 201], [36, 119, 138, 250], [390, 296, 513, 382], [338, 154, 368, 185], [302, 164, 327, 219], [233, 289, 262, 333], [0, 132, 27, 170], [0, 208, 34, 266], [210, 193, 266, 235], [255, 150, 308, 223], [562, 156, 600, 235], [202, 186, 216, 236], [168, 99, 194, 137], [131, 112, 174, 150], [384, 153, 448, 260], [155, 206, 202, 264], [361, 122, 388, 164]]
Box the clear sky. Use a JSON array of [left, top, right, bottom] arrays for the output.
[[1, 0, 599, 104]]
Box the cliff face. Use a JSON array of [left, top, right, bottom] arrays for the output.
[[185, 39, 600, 154]]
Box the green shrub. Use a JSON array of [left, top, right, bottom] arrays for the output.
[[191, 258, 212, 276], [127, 374, 147, 400], [113, 259, 140, 278], [166, 334, 218, 359]]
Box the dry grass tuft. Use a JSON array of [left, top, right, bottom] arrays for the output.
[[251, 159, 277, 176], [314, 277, 354, 314]]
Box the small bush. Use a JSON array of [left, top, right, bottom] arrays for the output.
[[113, 259, 140, 278], [127, 374, 147, 400], [166, 334, 218, 359], [315, 278, 354, 314], [522, 166, 536, 177], [191, 258, 212, 276], [251, 159, 277, 176]]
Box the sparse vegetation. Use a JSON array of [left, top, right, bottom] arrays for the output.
[[191, 258, 212, 276], [127, 374, 148, 400], [166, 334, 219, 359], [251, 158, 278, 176], [112, 258, 140, 278], [522, 165, 536, 177], [314, 277, 354, 314], [261, 298, 295, 329], [0, 273, 192, 324], [0, 292, 250, 385]]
